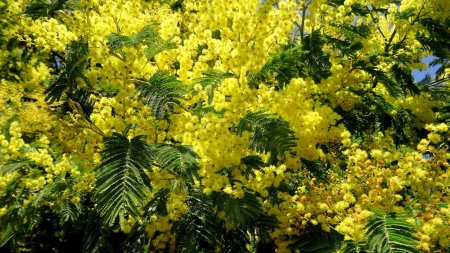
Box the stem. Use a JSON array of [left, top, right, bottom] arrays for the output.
[[369, 8, 387, 41], [300, 2, 307, 41]]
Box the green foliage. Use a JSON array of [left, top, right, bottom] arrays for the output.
[[173, 191, 224, 253], [212, 192, 266, 227], [222, 229, 251, 253], [153, 144, 199, 182], [24, 0, 73, 20], [249, 30, 330, 89], [0, 225, 13, 248], [337, 90, 413, 145], [107, 25, 158, 52], [341, 241, 369, 253], [248, 46, 303, 89], [95, 133, 154, 226], [299, 30, 332, 83], [172, 190, 277, 253], [240, 155, 268, 177], [123, 225, 150, 253], [136, 71, 187, 120], [365, 211, 420, 253], [107, 24, 176, 61], [44, 40, 89, 103], [56, 88, 96, 122], [289, 226, 344, 253], [59, 200, 82, 225], [336, 211, 422, 253], [82, 214, 113, 253], [301, 158, 329, 182], [144, 39, 177, 60], [416, 18, 450, 60], [194, 69, 234, 103], [236, 111, 297, 163], [143, 188, 169, 216]]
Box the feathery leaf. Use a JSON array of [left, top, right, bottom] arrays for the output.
[[236, 111, 297, 163], [95, 133, 154, 226], [136, 71, 187, 120], [107, 24, 176, 60], [44, 40, 89, 103], [173, 190, 223, 253], [194, 69, 234, 103], [144, 38, 177, 60], [24, 0, 72, 20], [365, 211, 419, 253], [107, 25, 158, 53], [154, 144, 199, 182], [59, 200, 82, 225], [289, 226, 344, 253]]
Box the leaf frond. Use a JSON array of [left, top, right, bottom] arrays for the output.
[[154, 144, 199, 182], [95, 133, 154, 226], [365, 211, 420, 253], [236, 111, 297, 163], [136, 71, 187, 119], [173, 190, 223, 253], [44, 40, 89, 103], [194, 69, 234, 103], [24, 0, 72, 20]]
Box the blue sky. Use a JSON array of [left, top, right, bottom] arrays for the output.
[[412, 55, 440, 82]]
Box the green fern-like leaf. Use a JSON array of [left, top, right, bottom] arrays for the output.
[[59, 199, 82, 225], [107, 24, 176, 60], [173, 190, 224, 253], [194, 69, 234, 103], [212, 192, 270, 228], [416, 18, 450, 60], [289, 226, 344, 253], [223, 229, 251, 253], [240, 155, 267, 178], [191, 101, 225, 118], [32, 179, 69, 207], [24, 0, 72, 20], [341, 241, 369, 253], [0, 224, 14, 248], [236, 111, 297, 163], [248, 46, 302, 89], [136, 71, 187, 119], [143, 188, 170, 217], [337, 90, 413, 145], [249, 31, 331, 89], [81, 213, 113, 253], [1, 161, 28, 174], [144, 38, 177, 60], [154, 144, 199, 182], [123, 225, 150, 253], [95, 133, 154, 226], [363, 67, 405, 98], [301, 158, 330, 182], [44, 40, 89, 103], [365, 211, 420, 253], [55, 88, 96, 122], [300, 30, 332, 83], [107, 25, 158, 52]]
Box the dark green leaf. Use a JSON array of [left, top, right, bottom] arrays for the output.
[[236, 111, 297, 163], [136, 71, 187, 119], [44, 40, 89, 103], [95, 133, 154, 226], [154, 144, 199, 182], [194, 69, 234, 103]]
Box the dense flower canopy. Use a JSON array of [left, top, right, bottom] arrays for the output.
[[0, 0, 449, 252]]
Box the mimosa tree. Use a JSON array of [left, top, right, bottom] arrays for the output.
[[0, 0, 449, 252]]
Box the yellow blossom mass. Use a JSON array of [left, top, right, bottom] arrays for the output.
[[0, 0, 449, 252]]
